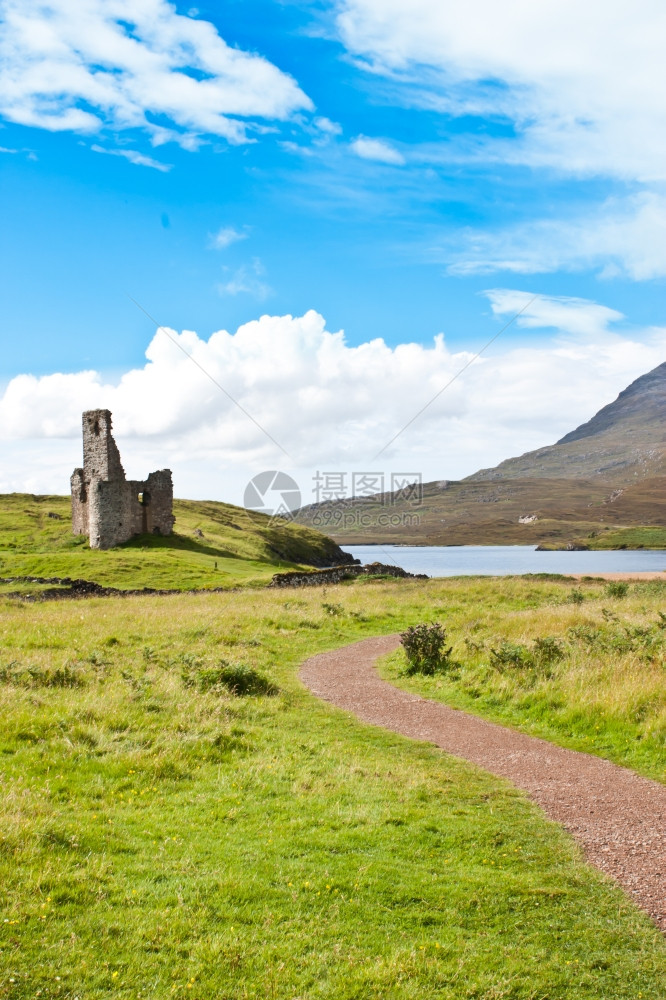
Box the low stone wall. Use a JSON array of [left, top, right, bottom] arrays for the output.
[[269, 562, 428, 588]]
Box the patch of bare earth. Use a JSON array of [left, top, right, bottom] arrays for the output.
[[301, 635, 666, 932], [571, 571, 666, 581]]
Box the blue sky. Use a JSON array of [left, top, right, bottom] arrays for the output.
[[1, 0, 665, 501]]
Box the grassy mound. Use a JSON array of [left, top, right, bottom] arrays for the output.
[[0, 494, 350, 592], [1, 577, 665, 996], [584, 525, 666, 549]]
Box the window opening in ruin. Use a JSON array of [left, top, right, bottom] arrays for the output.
[[138, 491, 151, 505], [93, 419, 100, 435]]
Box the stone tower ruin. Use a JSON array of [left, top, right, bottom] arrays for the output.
[[71, 410, 174, 549]]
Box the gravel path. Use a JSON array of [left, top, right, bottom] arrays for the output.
[[301, 635, 666, 931]]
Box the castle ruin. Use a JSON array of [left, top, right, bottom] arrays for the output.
[[71, 410, 174, 549]]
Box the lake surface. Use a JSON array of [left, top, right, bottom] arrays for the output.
[[342, 544, 666, 577]]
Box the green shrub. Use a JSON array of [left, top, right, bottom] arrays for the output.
[[400, 623, 453, 675], [484, 636, 567, 675], [216, 663, 278, 696], [0, 662, 87, 688], [183, 659, 278, 696], [489, 640, 532, 671], [38, 664, 87, 688], [532, 636, 565, 666], [568, 623, 601, 647], [606, 581, 629, 599], [0, 660, 21, 684], [569, 588, 585, 604]]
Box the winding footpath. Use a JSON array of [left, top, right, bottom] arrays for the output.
[[300, 635, 666, 932]]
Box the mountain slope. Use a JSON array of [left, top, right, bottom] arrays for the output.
[[294, 361, 666, 547], [468, 361, 666, 483]]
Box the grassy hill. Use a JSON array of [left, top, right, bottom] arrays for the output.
[[296, 475, 666, 547], [0, 494, 351, 593]]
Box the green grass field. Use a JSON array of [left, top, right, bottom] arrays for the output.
[[0, 494, 348, 592], [2, 575, 665, 998]]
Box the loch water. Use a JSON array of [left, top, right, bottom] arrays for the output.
[[341, 544, 666, 578]]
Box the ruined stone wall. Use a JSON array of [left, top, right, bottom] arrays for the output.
[[146, 470, 175, 535], [127, 471, 174, 538], [70, 468, 88, 536], [82, 410, 125, 481], [71, 409, 174, 550], [90, 478, 134, 550]]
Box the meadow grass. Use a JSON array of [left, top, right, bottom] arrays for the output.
[[1, 576, 665, 998], [0, 494, 346, 592], [378, 577, 666, 783]]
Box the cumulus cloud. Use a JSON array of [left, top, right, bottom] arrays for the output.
[[447, 193, 666, 280], [1, 298, 665, 503], [334, 0, 666, 181], [209, 225, 248, 250], [0, 0, 312, 145], [351, 136, 405, 165]]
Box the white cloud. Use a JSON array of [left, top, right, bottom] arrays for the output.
[[1, 297, 665, 504], [314, 117, 342, 136], [447, 192, 666, 280], [484, 290, 624, 340], [0, 0, 312, 145], [209, 225, 248, 250], [217, 258, 271, 299], [0, 144, 36, 158], [91, 143, 171, 171], [351, 136, 405, 165], [335, 0, 666, 182]]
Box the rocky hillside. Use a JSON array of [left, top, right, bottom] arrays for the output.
[[294, 361, 666, 547], [469, 362, 666, 484]]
